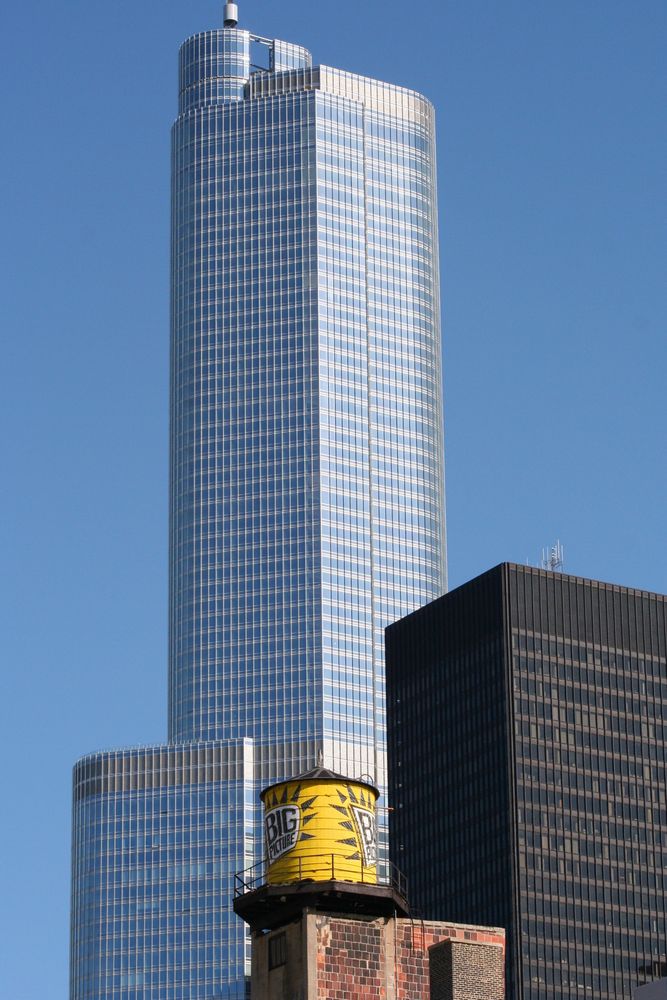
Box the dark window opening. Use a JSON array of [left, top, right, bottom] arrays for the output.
[[269, 931, 287, 970]]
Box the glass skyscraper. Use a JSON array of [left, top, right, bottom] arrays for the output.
[[70, 17, 445, 1000]]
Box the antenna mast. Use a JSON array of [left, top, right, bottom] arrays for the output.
[[541, 540, 564, 573], [223, 3, 239, 27]]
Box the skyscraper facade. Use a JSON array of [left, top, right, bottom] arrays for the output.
[[387, 563, 667, 1000], [70, 17, 445, 1000], [169, 24, 446, 772]]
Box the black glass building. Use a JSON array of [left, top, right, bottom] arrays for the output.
[[386, 563, 667, 1000]]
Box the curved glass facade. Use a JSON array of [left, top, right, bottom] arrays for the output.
[[71, 24, 445, 1000], [70, 742, 256, 1000]]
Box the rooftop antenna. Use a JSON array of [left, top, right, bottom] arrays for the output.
[[541, 540, 564, 573], [223, 2, 239, 27]]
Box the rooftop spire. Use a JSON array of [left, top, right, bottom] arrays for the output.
[[223, 3, 239, 27]]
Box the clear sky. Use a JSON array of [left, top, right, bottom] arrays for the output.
[[1, 1, 665, 996]]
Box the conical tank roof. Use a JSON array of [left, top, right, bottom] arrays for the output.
[[260, 766, 379, 800]]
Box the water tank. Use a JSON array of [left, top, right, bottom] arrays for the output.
[[261, 766, 379, 886]]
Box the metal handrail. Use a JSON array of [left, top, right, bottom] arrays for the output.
[[234, 853, 408, 900]]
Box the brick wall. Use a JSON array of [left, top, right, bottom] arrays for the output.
[[315, 916, 384, 997], [430, 940, 505, 1000], [312, 915, 505, 1000]]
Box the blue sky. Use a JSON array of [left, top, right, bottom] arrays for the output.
[[1, 1, 665, 996]]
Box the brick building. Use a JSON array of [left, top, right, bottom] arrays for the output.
[[235, 767, 505, 999], [249, 911, 505, 1000]]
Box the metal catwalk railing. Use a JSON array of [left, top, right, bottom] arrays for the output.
[[234, 853, 408, 899]]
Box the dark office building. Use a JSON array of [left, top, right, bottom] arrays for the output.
[[387, 563, 667, 1000]]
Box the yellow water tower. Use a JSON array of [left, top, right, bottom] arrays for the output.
[[260, 766, 379, 886], [235, 767, 503, 1000]]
